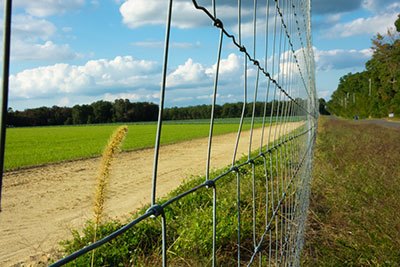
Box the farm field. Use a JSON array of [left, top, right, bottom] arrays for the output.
[[5, 118, 273, 171], [0, 121, 303, 266]]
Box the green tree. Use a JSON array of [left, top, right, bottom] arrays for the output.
[[91, 101, 113, 123], [112, 99, 130, 122], [329, 14, 400, 118], [72, 104, 93, 124]]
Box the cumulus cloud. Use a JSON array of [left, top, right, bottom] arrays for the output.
[[9, 53, 244, 106], [14, 0, 85, 17], [324, 12, 398, 38], [10, 56, 160, 99], [166, 53, 243, 93], [314, 48, 373, 71], [167, 58, 211, 87], [9, 48, 315, 109], [206, 53, 241, 76]]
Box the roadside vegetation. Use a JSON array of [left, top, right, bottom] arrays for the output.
[[59, 147, 274, 265], [302, 116, 400, 265], [57, 126, 306, 266]]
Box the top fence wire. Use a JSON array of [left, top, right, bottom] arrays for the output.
[[1, 0, 318, 266]]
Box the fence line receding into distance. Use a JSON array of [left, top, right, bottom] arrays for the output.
[[1, 0, 318, 266]]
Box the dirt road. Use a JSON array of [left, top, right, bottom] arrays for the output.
[[0, 122, 302, 266]]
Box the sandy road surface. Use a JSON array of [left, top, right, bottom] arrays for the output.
[[0, 122, 302, 266]]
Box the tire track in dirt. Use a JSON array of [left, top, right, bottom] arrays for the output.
[[0, 122, 303, 266]]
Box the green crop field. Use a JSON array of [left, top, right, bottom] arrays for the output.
[[5, 118, 274, 171]]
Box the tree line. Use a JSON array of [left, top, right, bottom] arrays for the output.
[[163, 101, 294, 121], [327, 15, 400, 118], [7, 99, 299, 127], [7, 100, 158, 127]]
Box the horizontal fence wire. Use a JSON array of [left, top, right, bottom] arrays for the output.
[[44, 0, 318, 266]]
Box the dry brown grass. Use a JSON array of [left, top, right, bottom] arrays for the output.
[[91, 125, 128, 265], [302, 117, 400, 266], [93, 125, 128, 225]]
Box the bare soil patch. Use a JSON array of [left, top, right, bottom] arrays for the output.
[[0, 123, 302, 266]]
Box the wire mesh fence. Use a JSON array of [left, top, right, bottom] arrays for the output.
[[1, 0, 317, 266]]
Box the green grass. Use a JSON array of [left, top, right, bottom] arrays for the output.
[[5, 118, 271, 171], [302, 116, 400, 266], [58, 134, 301, 266]]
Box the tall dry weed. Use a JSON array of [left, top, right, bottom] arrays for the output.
[[91, 125, 128, 266]]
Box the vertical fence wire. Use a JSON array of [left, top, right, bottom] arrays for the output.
[[28, 0, 318, 265], [0, 0, 12, 212], [206, 27, 224, 181], [151, 0, 174, 206]]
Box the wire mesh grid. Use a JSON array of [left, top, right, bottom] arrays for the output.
[[0, 0, 318, 266]]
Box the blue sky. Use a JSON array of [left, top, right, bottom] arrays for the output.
[[3, 0, 400, 110]]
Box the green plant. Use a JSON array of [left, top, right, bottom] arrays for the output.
[[59, 139, 300, 265]]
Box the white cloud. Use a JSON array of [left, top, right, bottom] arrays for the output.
[[9, 54, 246, 108], [166, 53, 242, 88], [14, 0, 85, 17], [104, 91, 160, 102], [165, 54, 244, 103], [167, 58, 211, 87], [362, 0, 400, 12], [314, 48, 372, 71], [120, 0, 208, 29], [10, 56, 160, 99], [324, 12, 398, 38], [206, 53, 241, 76], [12, 40, 79, 61], [12, 14, 56, 41], [9, 15, 79, 61], [119, 0, 253, 29]]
